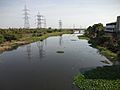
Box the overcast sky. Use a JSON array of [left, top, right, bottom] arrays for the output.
[[0, 0, 120, 28]]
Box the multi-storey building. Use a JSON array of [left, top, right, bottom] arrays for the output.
[[105, 16, 120, 38]]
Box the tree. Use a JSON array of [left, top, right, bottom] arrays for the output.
[[117, 39, 120, 61], [0, 34, 5, 43]]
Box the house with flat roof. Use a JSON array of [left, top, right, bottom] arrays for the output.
[[105, 16, 120, 38]]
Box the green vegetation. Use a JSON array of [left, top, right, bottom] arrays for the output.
[[0, 28, 73, 52], [74, 65, 120, 90], [0, 34, 5, 43], [78, 35, 89, 40], [97, 46, 117, 60], [74, 23, 120, 90], [82, 23, 120, 61]]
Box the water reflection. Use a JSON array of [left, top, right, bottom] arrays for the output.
[[0, 34, 112, 90], [36, 41, 45, 59], [26, 44, 32, 60], [59, 35, 63, 46], [44, 39, 47, 46]]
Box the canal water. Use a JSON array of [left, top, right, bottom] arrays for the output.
[[0, 33, 112, 90]]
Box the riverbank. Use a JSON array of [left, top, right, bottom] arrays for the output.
[[78, 35, 118, 61], [73, 65, 120, 90], [0, 30, 72, 53], [75, 35, 119, 90], [78, 35, 89, 40]]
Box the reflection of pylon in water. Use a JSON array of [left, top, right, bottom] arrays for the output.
[[59, 36, 62, 46], [44, 39, 47, 46], [26, 44, 31, 60], [36, 41, 45, 59]]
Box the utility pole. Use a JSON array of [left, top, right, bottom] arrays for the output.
[[37, 12, 44, 28], [59, 20, 62, 30], [23, 5, 30, 29]]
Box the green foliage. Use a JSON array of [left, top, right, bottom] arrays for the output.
[[85, 23, 119, 61], [74, 65, 120, 90], [78, 35, 89, 40], [86, 23, 104, 38], [46, 30, 53, 33], [97, 46, 117, 60], [117, 39, 120, 60], [84, 65, 120, 79], [0, 34, 5, 43], [3, 34, 21, 41], [4, 34, 15, 41]]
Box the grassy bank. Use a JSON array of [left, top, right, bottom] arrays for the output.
[[78, 35, 118, 61], [0, 30, 72, 53], [97, 46, 117, 61], [74, 65, 120, 90], [89, 44, 118, 61], [78, 35, 89, 40]]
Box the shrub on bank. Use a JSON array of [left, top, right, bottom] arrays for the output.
[[3, 34, 21, 41], [0, 34, 5, 43], [74, 65, 120, 90]]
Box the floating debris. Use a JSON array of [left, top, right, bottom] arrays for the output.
[[56, 50, 64, 53], [71, 39, 77, 41], [101, 60, 110, 64]]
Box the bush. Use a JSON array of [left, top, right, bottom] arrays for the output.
[[3, 34, 20, 41], [47, 30, 53, 33], [74, 65, 120, 90], [117, 51, 120, 61], [0, 34, 5, 43]]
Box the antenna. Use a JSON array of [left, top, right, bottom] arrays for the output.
[[23, 5, 30, 29]]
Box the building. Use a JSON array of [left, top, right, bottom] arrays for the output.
[[105, 22, 116, 32], [105, 16, 120, 38], [116, 16, 120, 33]]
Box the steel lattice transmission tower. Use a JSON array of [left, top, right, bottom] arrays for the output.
[[37, 12, 44, 28], [59, 20, 62, 30], [44, 18, 47, 28], [23, 5, 30, 29]]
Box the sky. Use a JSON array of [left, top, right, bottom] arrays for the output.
[[0, 0, 120, 28]]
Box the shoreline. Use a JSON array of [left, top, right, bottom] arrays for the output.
[[0, 31, 72, 53], [78, 35, 118, 62]]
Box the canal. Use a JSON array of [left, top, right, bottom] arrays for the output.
[[0, 33, 112, 90]]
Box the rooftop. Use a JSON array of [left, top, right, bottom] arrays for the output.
[[106, 22, 116, 25]]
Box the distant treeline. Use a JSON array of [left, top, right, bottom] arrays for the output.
[[0, 28, 66, 43]]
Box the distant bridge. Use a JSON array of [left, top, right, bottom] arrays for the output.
[[73, 29, 86, 34]]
